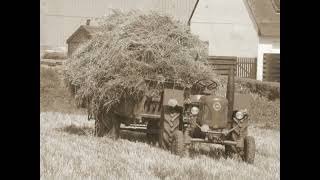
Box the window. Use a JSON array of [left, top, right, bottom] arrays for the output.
[[271, 0, 280, 13]]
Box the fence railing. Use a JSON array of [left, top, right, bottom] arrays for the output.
[[236, 57, 257, 79], [263, 53, 280, 82]]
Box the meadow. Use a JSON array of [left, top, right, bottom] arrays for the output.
[[40, 66, 279, 180], [40, 112, 279, 180]]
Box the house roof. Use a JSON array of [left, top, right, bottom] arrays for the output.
[[66, 25, 102, 43], [245, 0, 280, 37]]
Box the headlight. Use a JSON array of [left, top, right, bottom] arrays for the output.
[[191, 106, 199, 115], [200, 124, 209, 132], [168, 99, 178, 107], [235, 111, 244, 120]]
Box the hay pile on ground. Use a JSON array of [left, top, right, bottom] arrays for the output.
[[64, 10, 221, 119]]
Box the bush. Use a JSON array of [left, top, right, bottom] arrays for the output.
[[42, 51, 67, 60], [250, 94, 280, 130], [235, 78, 280, 101]]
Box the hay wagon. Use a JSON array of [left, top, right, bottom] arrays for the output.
[[94, 68, 255, 163]]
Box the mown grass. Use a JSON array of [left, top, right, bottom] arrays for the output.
[[41, 67, 279, 179], [40, 112, 279, 180]]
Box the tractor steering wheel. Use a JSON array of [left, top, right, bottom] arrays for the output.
[[195, 79, 218, 91]]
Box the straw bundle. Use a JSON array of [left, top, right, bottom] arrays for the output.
[[64, 10, 221, 119]]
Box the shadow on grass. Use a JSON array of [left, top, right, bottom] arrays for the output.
[[189, 144, 227, 160], [57, 125, 237, 160], [120, 130, 150, 143], [58, 124, 94, 136], [121, 130, 228, 160]]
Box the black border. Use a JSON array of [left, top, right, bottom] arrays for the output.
[[281, 1, 319, 179], [2, 1, 39, 178], [1, 0, 318, 179]]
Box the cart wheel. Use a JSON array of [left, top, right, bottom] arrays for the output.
[[94, 119, 108, 137], [147, 121, 159, 145]]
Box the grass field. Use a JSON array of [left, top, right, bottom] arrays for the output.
[[40, 65, 280, 179], [40, 112, 279, 180]]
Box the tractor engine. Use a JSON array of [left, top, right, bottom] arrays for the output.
[[184, 94, 229, 139], [198, 96, 229, 129]]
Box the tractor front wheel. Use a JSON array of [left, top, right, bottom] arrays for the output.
[[242, 136, 255, 164], [172, 130, 184, 156]]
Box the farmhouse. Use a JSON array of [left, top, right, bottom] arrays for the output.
[[66, 20, 102, 56]]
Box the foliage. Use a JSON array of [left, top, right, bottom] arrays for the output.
[[250, 95, 280, 130], [42, 51, 67, 60]]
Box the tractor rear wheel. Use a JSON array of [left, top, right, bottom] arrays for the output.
[[159, 107, 181, 151], [243, 136, 255, 164], [172, 130, 184, 156]]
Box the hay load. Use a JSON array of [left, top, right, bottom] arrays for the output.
[[64, 10, 221, 120]]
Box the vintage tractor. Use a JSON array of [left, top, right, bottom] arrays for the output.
[[94, 68, 255, 164]]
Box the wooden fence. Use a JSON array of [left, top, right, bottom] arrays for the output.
[[207, 56, 237, 76], [263, 53, 280, 82], [207, 56, 257, 79], [236, 57, 257, 79]]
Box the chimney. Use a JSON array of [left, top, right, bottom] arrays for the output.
[[86, 19, 91, 26]]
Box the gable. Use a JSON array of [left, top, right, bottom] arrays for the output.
[[66, 26, 92, 44]]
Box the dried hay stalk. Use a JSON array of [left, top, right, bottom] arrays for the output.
[[64, 10, 222, 119]]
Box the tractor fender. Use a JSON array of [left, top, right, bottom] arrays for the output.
[[162, 89, 185, 107]]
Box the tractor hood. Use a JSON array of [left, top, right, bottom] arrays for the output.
[[199, 96, 229, 129]]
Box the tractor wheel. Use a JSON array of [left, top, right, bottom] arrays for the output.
[[172, 130, 184, 156], [107, 115, 121, 140], [225, 145, 234, 158], [147, 121, 159, 145], [94, 118, 109, 137], [243, 136, 255, 164], [159, 107, 181, 151]]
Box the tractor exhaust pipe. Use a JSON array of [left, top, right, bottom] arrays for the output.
[[226, 67, 235, 122]]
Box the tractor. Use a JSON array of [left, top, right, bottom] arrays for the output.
[[94, 68, 255, 164]]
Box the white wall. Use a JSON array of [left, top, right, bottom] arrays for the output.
[[256, 37, 280, 80], [190, 0, 258, 57]]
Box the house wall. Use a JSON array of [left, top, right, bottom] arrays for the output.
[[257, 37, 280, 80], [68, 42, 82, 56], [190, 0, 258, 57], [40, 0, 196, 49]]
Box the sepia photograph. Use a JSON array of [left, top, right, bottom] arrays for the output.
[[40, 0, 280, 179]]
